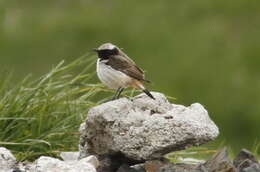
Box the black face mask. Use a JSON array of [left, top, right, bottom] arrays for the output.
[[98, 48, 119, 60]]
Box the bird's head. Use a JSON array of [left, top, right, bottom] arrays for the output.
[[93, 43, 120, 59]]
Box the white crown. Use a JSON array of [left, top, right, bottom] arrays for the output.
[[97, 43, 117, 50]]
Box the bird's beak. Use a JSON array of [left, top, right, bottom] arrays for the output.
[[92, 48, 98, 52]]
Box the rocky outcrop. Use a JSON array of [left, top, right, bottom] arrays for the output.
[[0, 147, 98, 172], [79, 92, 219, 170]]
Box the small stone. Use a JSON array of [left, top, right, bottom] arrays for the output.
[[243, 163, 260, 172], [33, 156, 97, 172], [233, 149, 259, 171], [202, 147, 236, 172], [0, 147, 17, 172]]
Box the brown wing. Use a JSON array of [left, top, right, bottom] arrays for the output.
[[106, 54, 146, 81]]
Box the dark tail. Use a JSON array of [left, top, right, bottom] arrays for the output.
[[142, 89, 155, 100]]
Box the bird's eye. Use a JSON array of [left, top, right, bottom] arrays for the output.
[[112, 48, 119, 54]]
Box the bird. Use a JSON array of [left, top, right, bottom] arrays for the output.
[[93, 43, 155, 100]]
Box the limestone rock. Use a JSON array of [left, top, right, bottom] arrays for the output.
[[79, 92, 219, 161], [233, 149, 260, 172], [85, 155, 100, 169], [0, 147, 17, 172], [33, 156, 97, 172], [60, 152, 79, 161], [201, 147, 236, 172]]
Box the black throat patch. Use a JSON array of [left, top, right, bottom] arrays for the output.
[[98, 48, 119, 60]]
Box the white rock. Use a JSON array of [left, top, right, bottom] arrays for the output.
[[0, 147, 16, 172], [60, 152, 79, 161], [84, 155, 99, 168], [33, 156, 96, 172], [79, 92, 219, 161]]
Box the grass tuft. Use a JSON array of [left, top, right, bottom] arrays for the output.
[[0, 53, 110, 161]]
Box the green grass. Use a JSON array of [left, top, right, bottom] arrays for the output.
[[0, 53, 113, 161]]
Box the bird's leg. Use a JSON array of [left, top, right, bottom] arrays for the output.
[[116, 87, 124, 99], [112, 87, 124, 100]]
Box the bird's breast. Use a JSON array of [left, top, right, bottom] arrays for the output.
[[96, 59, 132, 89]]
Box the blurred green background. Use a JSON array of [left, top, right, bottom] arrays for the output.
[[0, 0, 259, 154]]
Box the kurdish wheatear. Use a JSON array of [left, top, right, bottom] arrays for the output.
[[93, 43, 155, 100]]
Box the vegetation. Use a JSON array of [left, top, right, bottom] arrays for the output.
[[0, 0, 259, 157], [0, 55, 104, 160]]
